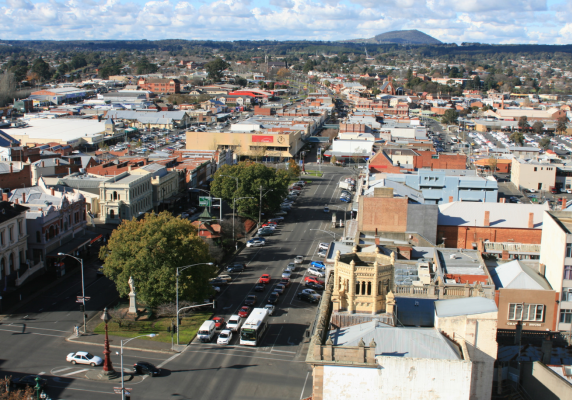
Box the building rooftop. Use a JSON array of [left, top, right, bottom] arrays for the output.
[[489, 260, 552, 290], [329, 321, 462, 361], [438, 249, 487, 276], [434, 297, 498, 318], [547, 211, 572, 234], [11, 118, 105, 143]]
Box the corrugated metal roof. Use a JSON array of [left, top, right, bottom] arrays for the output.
[[434, 297, 497, 318], [489, 260, 552, 290], [330, 321, 461, 360]]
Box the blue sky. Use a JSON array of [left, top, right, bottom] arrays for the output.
[[1, 0, 571, 44]]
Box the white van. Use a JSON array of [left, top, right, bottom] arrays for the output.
[[197, 320, 216, 343]]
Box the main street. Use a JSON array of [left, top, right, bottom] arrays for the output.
[[0, 164, 349, 400]]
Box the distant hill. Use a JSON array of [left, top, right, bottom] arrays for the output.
[[345, 30, 442, 45]]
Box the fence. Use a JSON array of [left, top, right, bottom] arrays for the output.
[[393, 282, 495, 300]]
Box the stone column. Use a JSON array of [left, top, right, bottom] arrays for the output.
[[348, 260, 356, 314], [372, 261, 379, 315]]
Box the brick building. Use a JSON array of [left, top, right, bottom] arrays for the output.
[[413, 150, 467, 170], [437, 201, 548, 249], [0, 162, 32, 189], [137, 78, 180, 94]]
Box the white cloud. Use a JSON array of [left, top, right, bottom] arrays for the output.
[[0, 0, 565, 43]]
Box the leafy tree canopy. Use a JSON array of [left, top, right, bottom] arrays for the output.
[[441, 109, 459, 125], [205, 57, 230, 82], [99, 212, 214, 307], [510, 131, 525, 146], [210, 161, 290, 220], [31, 58, 50, 80]]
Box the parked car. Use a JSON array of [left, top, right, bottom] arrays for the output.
[[297, 292, 319, 303], [218, 274, 232, 282], [305, 281, 324, 291], [268, 217, 284, 224], [133, 361, 161, 376], [217, 329, 233, 345], [226, 315, 244, 332], [66, 351, 103, 366], [294, 255, 304, 264], [304, 276, 325, 285], [301, 289, 321, 299], [238, 306, 251, 318], [209, 278, 228, 286], [258, 228, 274, 237], [310, 261, 326, 269], [308, 267, 325, 277], [264, 304, 275, 315], [258, 274, 271, 284], [247, 238, 266, 247], [244, 295, 257, 306], [227, 262, 246, 270]]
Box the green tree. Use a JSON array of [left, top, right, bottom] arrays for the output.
[[538, 137, 551, 149], [205, 57, 230, 82], [136, 57, 158, 75], [556, 116, 568, 135], [441, 109, 459, 125], [532, 121, 544, 135], [518, 116, 530, 132], [210, 161, 290, 219], [31, 58, 51, 80], [99, 212, 213, 307], [510, 131, 525, 146]]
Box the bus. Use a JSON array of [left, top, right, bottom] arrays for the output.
[[240, 308, 269, 346]]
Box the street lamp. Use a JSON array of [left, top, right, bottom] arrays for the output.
[[119, 334, 156, 400], [58, 252, 86, 334], [175, 262, 214, 345], [100, 307, 116, 377], [258, 186, 274, 226]]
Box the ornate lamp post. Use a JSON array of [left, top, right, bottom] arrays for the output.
[[100, 307, 116, 377]]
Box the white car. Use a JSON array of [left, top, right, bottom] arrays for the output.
[[302, 288, 321, 299], [318, 243, 329, 251], [294, 256, 304, 264], [282, 270, 292, 279], [264, 304, 275, 315], [318, 250, 328, 258], [66, 351, 103, 366], [308, 267, 325, 277], [217, 329, 232, 345], [227, 315, 243, 332]]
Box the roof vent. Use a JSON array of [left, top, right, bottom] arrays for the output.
[[449, 254, 456, 259]]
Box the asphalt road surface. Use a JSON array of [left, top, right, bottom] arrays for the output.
[[0, 165, 348, 400]]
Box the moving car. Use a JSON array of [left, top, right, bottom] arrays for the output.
[[133, 361, 161, 376], [212, 316, 225, 329], [227, 264, 245, 273], [244, 295, 258, 306], [217, 329, 233, 345], [12, 375, 48, 389], [238, 306, 251, 318], [272, 284, 285, 294], [227, 315, 244, 332], [264, 304, 275, 315], [66, 351, 103, 366], [323, 205, 330, 213], [294, 256, 304, 264], [258, 274, 271, 284], [253, 283, 266, 292], [268, 292, 280, 304], [297, 292, 319, 303], [279, 278, 291, 287]]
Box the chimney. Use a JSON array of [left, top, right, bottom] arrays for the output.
[[22, 193, 26, 203], [541, 337, 553, 364], [51, 188, 55, 196], [9, 164, 13, 173], [500, 197, 506, 203], [14, 198, 18, 204], [539, 263, 546, 276], [2, 193, 7, 201], [484, 211, 490, 227], [449, 196, 453, 203], [528, 213, 534, 229], [41, 161, 44, 168], [562, 197, 567, 210], [56, 158, 60, 166], [501, 250, 509, 260]]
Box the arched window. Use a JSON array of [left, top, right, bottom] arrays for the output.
[[355, 281, 360, 294], [367, 281, 372, 295], [49, 225, 55, 239], [8, 253, 14, 274], [110, 209, 115, 219], [113, 191, 118, 200], [36, 231, 41, 243], [0, 258, 4, 279], [361, 281, 366, 295]]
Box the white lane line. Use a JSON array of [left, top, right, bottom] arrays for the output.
[[270, 326, 284, 352], [0, 328, 66, 338], [61, 368, 89, 377], [272, 349, 296, 354], [300, 371, 311, 400], [157, 352, 181, 368], [184, 349, 301, 363], [38, 372, 46, 375], [49, 385, 114, 395], [52, 367, 72, 374], [8, 324, 71, 333]]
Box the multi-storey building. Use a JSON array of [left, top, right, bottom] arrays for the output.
[[137, 78, 180, 94], [0, 198, 32, 290]]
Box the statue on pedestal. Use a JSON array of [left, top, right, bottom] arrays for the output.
[[128, 276, 137, 314]]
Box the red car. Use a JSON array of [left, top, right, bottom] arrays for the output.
[[212, 316, 225, 329], [304, 276, 325, 285], [291, 186, 302, 191], [262, 222, 277, 228], [238, 306, 251, 318], [259, 274, 271, 284]]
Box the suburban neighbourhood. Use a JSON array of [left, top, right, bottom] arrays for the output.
[[1, 32, 572, 400]]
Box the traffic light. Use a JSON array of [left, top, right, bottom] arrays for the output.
[[172, 325, 177, 334], [79, 304, 85, 312], [126, 395, 130, 400], [212, 300, 217, 309]]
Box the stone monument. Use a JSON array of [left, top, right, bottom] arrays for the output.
[[128, 276, 137, 314]]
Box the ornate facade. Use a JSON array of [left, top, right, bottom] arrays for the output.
[[331, 246, 395, 315]]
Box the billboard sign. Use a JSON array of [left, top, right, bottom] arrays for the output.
[[252, 135, 274, 143]]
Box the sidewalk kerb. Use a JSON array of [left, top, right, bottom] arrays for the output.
[[65, 335, 177, 355]]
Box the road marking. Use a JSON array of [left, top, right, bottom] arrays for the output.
[[38, 372, 46, 375], [184, 348, 301, 363], [157, 352, 181, 368], [62, 368, 89, 377], [8, 324, 71, 333], [52, 367, 72, 374], [300, 371, 311, 399], [270, 326, 283, 352], [272, 349, 296, 354], [0, 328, 66, 338], [50, 385, 114, 395]]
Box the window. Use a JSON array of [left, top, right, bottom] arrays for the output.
[[9, 226, 13, 242], [561, 309, 572, 324], [508, 303, 544, 322], [432, 155, 439, 159], [565, 265, 572, 280], [567, 244, 572, 258], [0, 231, 3, 246], [36, 231, 41, 243], [534, 167, 537, 171]]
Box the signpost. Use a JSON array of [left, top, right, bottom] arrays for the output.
[[198, 196, 212, 207], [76, 296, 90, 303]]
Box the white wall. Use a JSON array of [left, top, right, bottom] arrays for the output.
[[322, 358, 472, 400], [540, 211, 566, 293]]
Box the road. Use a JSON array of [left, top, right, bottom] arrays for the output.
[[0, 165, 347, 400]]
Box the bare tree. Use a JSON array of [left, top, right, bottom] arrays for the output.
[[0, 72, 16, 107], [0, 376, 34, 399]]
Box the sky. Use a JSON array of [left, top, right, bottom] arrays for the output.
[[1, 0, 571, 44]]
